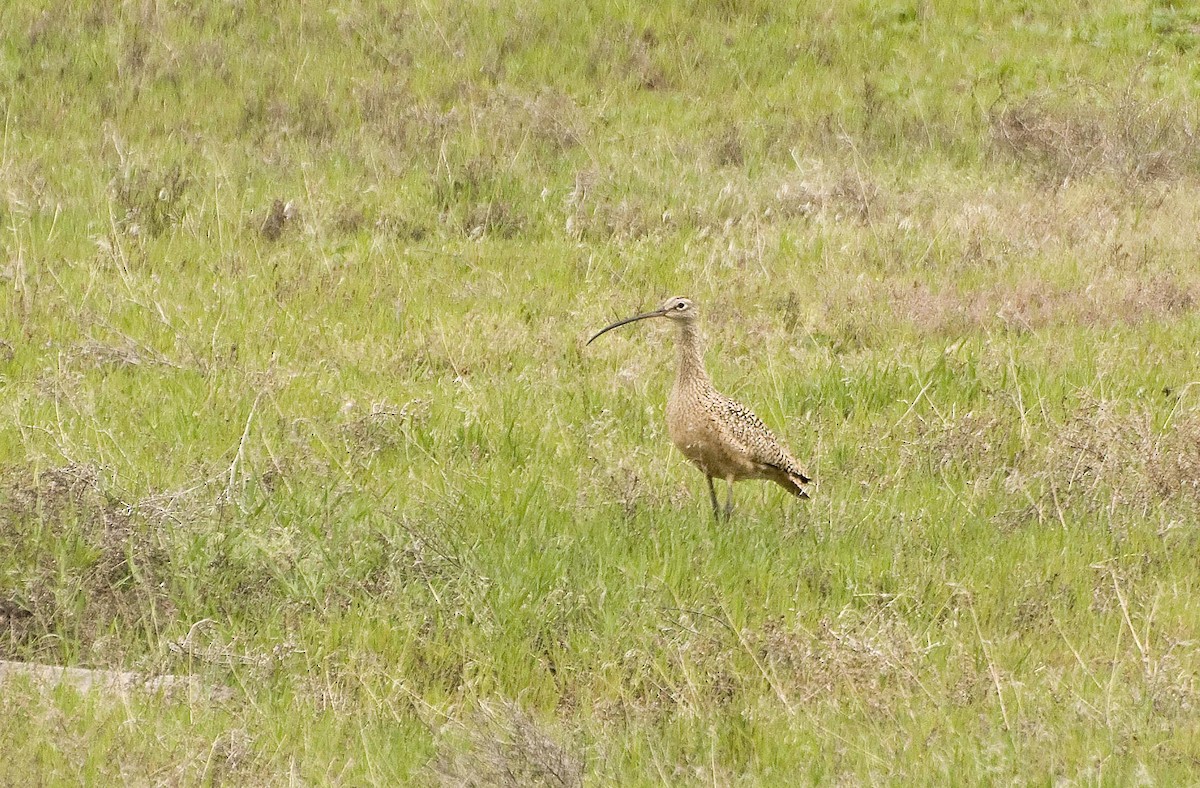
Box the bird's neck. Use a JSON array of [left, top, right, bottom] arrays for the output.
[[674, 322, 711, 389]]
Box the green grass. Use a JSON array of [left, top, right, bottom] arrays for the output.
[[2, 0, 1200, 782]]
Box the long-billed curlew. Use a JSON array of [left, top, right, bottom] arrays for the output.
[[588, 296, 812, 520]]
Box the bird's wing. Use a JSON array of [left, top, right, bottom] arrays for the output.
[[717, 397, 811, 482]]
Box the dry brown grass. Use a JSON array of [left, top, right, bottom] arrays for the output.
[[109, 161, 191, 238], [751, 603, 940, 707], [1005, 396, 1200, 522], [564, 169, 665, 242], [432, 700, 584, 788], [258, 198, 298, 241], [991, 90, 1199, 185], [587, 23, 672, 91], [434, 156, 528, 239], [895, 272, 1199, 336], [811, 267, 1200, 348], [0, 464, 173, 661]]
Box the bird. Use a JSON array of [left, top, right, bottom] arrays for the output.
[[588, 296, 812, 521]]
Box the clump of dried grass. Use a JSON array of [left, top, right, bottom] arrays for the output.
[[434, 156, 528, 239], [915, 408, 1013, 477], [110, 161, 191, 238], [751, 604, 938, 706], [258, 198, 297, 241], [991, 90, 1199, 184], [563, 169, 663, 242], [1004, 395, 1200, 522], [835, 270, 1200, 344], [431, 700, 584, 788], [771, 164, 884, 223], [0, 464, 173, 660]]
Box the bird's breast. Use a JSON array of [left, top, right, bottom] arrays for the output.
[[666, 387, 751, 479]]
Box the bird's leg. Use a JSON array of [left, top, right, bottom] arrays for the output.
[[706, 475, 720, 521], [724, 478, 735, 521]]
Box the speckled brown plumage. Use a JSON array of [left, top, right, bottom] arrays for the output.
[[589, 296, 812, 520]]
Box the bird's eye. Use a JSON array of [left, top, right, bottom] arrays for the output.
[[676, 302, 687, 310]]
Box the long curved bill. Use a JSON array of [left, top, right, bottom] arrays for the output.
[[586, 309, 667, 345]]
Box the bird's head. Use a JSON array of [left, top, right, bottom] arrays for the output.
[[658, 296, 697, 323], [587, 295, 697, 345]]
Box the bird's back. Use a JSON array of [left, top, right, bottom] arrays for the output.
[[716, 394, 811, 486]]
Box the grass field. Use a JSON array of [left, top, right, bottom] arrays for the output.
[[2, 0, 1200, 783]]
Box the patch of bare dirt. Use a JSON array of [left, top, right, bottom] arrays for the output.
[[0, 659, 230, 702]]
